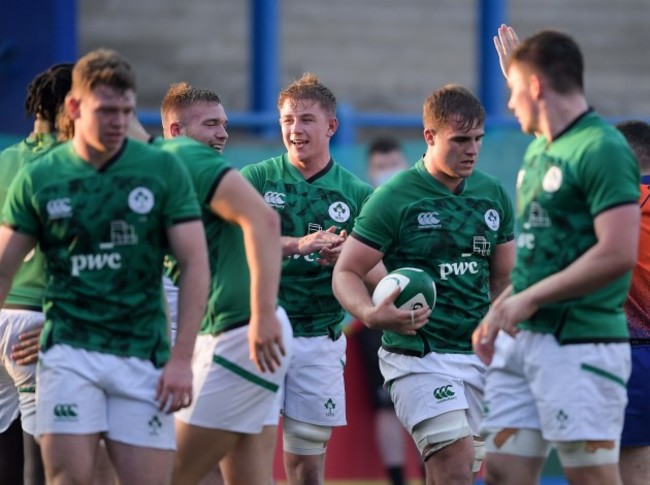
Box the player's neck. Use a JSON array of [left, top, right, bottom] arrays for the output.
[[72, 136, 124, 168], [32, 117, 54, 136], [540, 93, 589, 142], [423, 154, 465, 193], [289, 153, 331, 179]]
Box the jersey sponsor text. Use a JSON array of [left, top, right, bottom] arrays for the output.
[[439, 261, 479, 281], [71, 253, 122, 276]]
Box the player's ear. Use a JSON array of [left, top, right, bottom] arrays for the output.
[[169, 122, 182, 137], [530, 73, 543, 100], [326, 117, 338, 138], [65, 94, 80, 121], [423, 128, 436, 145]]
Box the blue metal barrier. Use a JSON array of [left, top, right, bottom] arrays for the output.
[[137, 105, 521, 146]]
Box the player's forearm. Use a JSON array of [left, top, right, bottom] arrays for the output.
[[522, 205, 638, 307], [243, 218, 282, 318], [0, 227, 37, 309], [489, 241, 516, 301], [0, 276, 13, 309], [172, 258, 209, 361], [281, 236, 300, 257], [489, 275, 511, 302], [520, 241, 636, 308], [363, 261, 388, 294], [332, 267, 375, 323]]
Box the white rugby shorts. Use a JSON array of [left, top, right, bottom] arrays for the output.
[[0, 309, 43, 434], [176, 307, 293, 433], [481, 331, 630, 443], [36, 344, 175, 450]]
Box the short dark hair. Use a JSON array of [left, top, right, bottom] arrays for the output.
[[24, 63, 73, 123], [616, 120, 650, 172], [510, 30, 584, 94], [368, 137, 402, 157], [423, 84, 485, 132]]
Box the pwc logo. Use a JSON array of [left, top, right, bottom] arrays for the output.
[[70, 253, 122, 276]]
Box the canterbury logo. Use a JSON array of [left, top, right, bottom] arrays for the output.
[[433, 385, 455, 400], [53, 404, 78, 418], [417, 212, 441, 227], [264, 191, 286, 207], [46, 198, 72, 220]]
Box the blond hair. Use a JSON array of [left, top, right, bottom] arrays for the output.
[[71, 49, 135, 95], [277, 73, 336, 115]]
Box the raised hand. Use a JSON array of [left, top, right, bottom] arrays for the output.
[[494, 23, 521, 79]]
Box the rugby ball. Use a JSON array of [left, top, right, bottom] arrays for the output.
[[372, 267, 436, 311]]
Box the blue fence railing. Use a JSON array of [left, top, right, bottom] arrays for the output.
[[138, 106, 522, 146]]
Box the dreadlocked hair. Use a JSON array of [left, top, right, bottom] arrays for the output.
[[24, 63, 74, 123]]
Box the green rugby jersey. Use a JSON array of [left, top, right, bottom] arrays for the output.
[[2, 139, 200, 366], [242, 154, 373, 338], [513, 111, 639, 343], [352, 160, 514, 355], [0, 133, 58, 310], [155, 137, 251, 334]]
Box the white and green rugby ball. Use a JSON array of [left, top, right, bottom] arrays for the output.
[[372, 267, 436, 311]]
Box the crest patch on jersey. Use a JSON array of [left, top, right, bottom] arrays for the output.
[[484, 209, 500, 231], [128, 187, 155, 214], [328, 201, 350, 223], [542, 166, 563, 193]]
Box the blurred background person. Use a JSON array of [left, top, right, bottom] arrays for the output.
[[616, 120, 650, 485], [0, 62, 73, 485], [348, 136, 422, 485]]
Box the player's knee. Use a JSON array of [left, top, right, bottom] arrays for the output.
[[282, 416, 332, 456], [555, 440, 619, 467], [412, 410, 471, 462], [484, 428, 551, 458]]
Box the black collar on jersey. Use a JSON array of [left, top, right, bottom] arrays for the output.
[[97, 139, 128, 173], [420, 154, 467, 195], [641, 175, 650, 185], [304, 158, 334, 184], [551, 107, 593, 142]]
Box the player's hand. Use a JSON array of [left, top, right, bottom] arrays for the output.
[[317, 229, 348, 266], [248, 312, 286, 373], [11, 326, 43, 366], [473, 289, 537, 364], [491, 290, 537, 337], [494, 23, 520, 79], [473, 284, 512, 364], [156, 356, 193, 414], [298, 226, 344, 256], [472, 320, 499, 365], [364, 286, 430, 335]]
